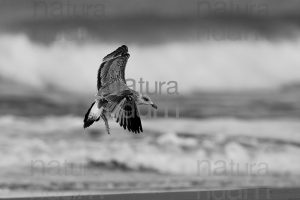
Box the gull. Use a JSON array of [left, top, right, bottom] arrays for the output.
[[83, 45, 158, 134]]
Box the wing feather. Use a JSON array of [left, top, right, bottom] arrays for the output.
[[97, 45, 129, 91], [105, 91, 143, 133], [97, 62, 105, 90]]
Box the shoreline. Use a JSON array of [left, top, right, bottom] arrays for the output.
[[4, 188, 300, 200]]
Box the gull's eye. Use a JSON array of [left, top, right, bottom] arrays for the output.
[[142, 97, 149, 101]]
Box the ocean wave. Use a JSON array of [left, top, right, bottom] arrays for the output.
[[2, 33, 300, 93], [1, 115, 300, 176]]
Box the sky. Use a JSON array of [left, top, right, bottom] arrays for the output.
[[1, 0, 300, 95]]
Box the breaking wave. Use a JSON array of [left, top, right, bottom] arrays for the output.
[[2, 33, 300, 94], [1, 115, 300, 176]]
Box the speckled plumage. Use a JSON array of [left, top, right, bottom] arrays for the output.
[[84, 45, 146, 134]]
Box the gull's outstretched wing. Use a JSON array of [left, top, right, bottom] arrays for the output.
[[105, 90, 143, 133], [97, 45, 129, 91]]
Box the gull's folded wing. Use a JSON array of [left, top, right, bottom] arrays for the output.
[[105, 91, 143, 133]]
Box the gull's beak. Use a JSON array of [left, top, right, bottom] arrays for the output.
[[151, 103, 158, 109]]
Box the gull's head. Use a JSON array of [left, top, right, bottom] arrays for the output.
[[137, 94, 158, 109]]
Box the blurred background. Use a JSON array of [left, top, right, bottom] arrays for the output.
[[1, 0, 300, 197]]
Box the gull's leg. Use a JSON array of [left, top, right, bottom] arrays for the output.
[[101, 112, 110, 134]]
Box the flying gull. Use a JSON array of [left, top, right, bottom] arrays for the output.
[[83, 45, 158, 134]]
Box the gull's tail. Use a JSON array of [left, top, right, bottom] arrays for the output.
[[83, 100, 102, 128]]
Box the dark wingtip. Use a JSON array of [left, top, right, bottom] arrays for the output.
[[83, 119, 94, 129], [120, 45, 128, 52], [103, 45, 129, 62], [83, 122, 90, 129], [83, 102, 96, 129]]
